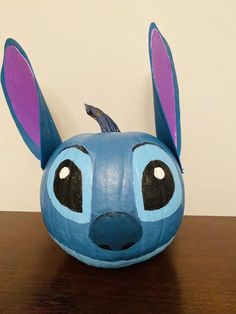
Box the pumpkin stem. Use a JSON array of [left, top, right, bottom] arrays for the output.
[[85, 104, 120, 133]]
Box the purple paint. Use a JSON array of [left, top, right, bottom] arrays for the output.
[[151, 29, 177, 145], [4, 46, 40, 146]]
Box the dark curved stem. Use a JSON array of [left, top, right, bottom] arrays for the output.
[[85, 104, 120, 133]]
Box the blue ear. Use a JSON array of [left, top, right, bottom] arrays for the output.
[[148, 23, 182, 169], [1, 39, 62, 169]]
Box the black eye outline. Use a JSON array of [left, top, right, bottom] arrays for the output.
[[47, 145, 93, 223], [132, 142, 183, 222], [54, 159, 83, 213], [142, 160, 175, 211]]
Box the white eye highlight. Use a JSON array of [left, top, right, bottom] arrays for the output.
[[154, 167, 165, 180], [59, 166, 70, 179]]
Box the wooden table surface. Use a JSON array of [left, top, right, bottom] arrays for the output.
[[0, 212, 235, 314]]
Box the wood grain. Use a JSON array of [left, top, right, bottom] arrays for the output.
[[0, 213, 235, 313]]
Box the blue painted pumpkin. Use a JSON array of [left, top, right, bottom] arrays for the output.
[[1, 23, 184, 268]]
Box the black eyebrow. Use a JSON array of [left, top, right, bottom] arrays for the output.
[[61, 145, 89, 154], [132, 142, 158, 151]]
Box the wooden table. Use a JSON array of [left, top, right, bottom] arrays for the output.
[[0, 212, 235, 314]]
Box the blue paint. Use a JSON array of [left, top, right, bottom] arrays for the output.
[[51, 234, 175, 268], [89, 211, 142, 251], [1, 38, 62, 169], [40, 132, 184, 267], [85, 104, 120, 133], [47, 147, 93, 224], [1, 23, 185, 268], [148, 23, 182, 169], [133, 142, 183, 222]]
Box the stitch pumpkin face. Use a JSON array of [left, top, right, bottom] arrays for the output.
[[1, 23, 184, 268], [40, 131, 184, 267]]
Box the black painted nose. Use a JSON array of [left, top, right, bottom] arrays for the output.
[[89, 212, 142, 251]]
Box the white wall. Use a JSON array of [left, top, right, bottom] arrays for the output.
[[0, 0, 235, 215]]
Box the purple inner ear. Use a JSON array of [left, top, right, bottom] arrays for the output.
[[4, 46, 40, 146], [151, 29, 177, 145]]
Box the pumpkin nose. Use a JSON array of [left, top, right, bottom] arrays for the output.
[[89, 212, 142, 251]]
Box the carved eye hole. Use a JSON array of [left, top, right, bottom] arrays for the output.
[[54, 159, 83, 213], [142, 160, 175, 210]]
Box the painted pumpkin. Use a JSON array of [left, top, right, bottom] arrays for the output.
[[1, 23, 184, 268]]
